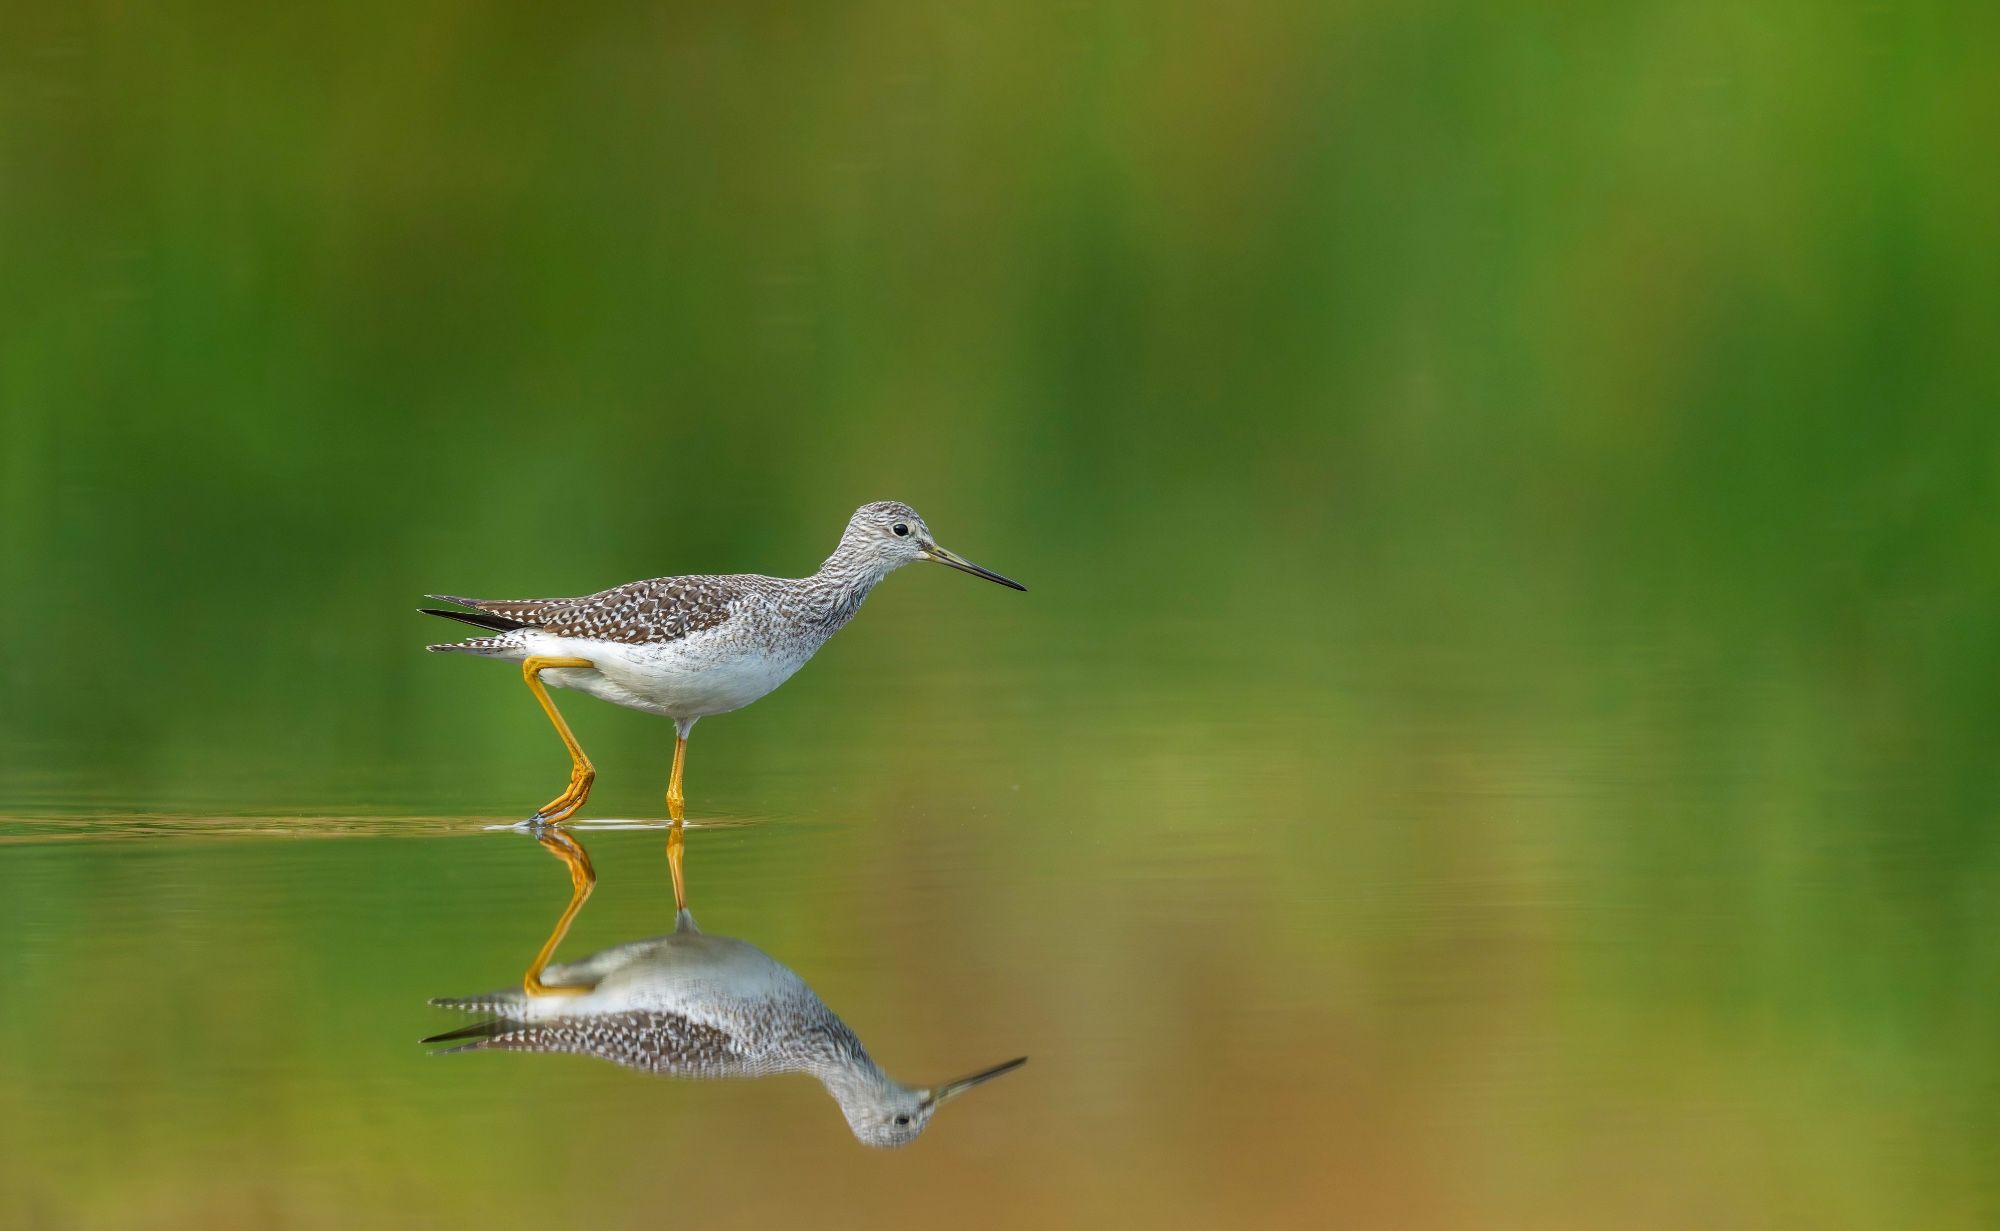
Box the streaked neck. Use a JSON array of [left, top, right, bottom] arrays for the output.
[[809, 540, 896, 622]]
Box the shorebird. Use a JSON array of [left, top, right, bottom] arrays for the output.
[[424, 826, 1027, 1147], [420, 501, 1024, 821]]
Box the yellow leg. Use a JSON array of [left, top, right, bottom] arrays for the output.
[[522, 655, 597, 823], [524, 827, 595, 998], [665, 819, 689, 915], [665, 731, 689, 813]]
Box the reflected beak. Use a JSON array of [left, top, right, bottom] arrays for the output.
[[926, 1056, 1029, 1107], [921, 543, 1027, 591]]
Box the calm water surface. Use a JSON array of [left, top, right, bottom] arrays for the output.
[[3, 632, 1989, 1231]]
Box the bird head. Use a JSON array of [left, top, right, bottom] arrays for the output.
[[840, 501, 1026, 591], [838, 1056, 1029, 1148]]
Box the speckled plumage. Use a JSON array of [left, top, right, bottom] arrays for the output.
[[420, 501, 1019, 726], [450, 1010, 747, 1074], [428, 919, 870, 1080], [427, 908, 1016, 1147], [417, 502, 1023, 815]]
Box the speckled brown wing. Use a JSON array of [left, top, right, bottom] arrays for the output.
[[431, 576, 751, 646], [533, 577, 744, 645], [466, 1011, 758, 1078]]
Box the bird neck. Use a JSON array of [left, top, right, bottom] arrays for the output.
[[807, 540, 895, 628], [816, 1050, 909, 1126], [815, 535, 898, 586], [799, 1009, 884, 1088]]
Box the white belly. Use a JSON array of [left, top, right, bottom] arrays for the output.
[[523, 933, 807, 1022], [522, 628, 811, 721]]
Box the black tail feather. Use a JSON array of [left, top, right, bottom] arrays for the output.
[[418, 607, 526, 633], [421, 1018, 509, 1045]]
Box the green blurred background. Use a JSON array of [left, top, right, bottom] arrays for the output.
[[2, 1, 1997, 1228]]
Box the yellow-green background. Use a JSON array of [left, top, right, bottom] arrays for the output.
[[2, 2, 1995, 1228]]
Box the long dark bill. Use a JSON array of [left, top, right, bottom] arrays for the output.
[[929, 1056, 1030, 1107], [926, 545, 1027, 591]]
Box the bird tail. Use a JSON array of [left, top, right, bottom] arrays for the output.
[[419, 597, 531, 654], [421, 1018, 509, 1047], [418, 606, 527, 633], [424, 633, 525, 655], [423, 989, 526, 1050], [428, 991, 519, 1014]]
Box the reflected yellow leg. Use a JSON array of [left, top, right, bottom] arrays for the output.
[[665, 818, 688, 914], [522, 655, 597, 823], [665, 731, 689, 812], [524, 827, 595, 998]]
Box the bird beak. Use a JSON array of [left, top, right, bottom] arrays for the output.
[[921, 543, 1027, 591], [925, 1056, 1028, 1107]]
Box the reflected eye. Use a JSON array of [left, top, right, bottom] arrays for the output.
[[893, 1114, 912, 1126], [892, 523, 911, 537]]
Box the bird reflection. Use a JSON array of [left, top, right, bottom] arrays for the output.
[[424, 820, 1026, 1147]]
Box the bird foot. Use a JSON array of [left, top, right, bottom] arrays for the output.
[[526, 775, 593, 828]]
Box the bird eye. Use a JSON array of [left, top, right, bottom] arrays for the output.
[[892, 523, 910, 537], [893, 1114, 912, 1126]]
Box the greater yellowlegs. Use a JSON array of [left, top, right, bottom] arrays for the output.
[[420, 501, 1024, 821], [424, 826, 1026, 1147]]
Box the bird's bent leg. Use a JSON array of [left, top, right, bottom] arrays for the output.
[[522, 655, 597, 823], [665, 728, 690, 813], [524, 827, 595, 998]]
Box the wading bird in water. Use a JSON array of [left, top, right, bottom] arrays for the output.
[[420, 501, 1025, 821]]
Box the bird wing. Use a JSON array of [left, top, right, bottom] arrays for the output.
[[433, 1010, 760, 1078], [427, 577, 757, 646]]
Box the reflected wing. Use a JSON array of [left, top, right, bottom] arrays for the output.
[[429, 1010, 757, 1077]]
